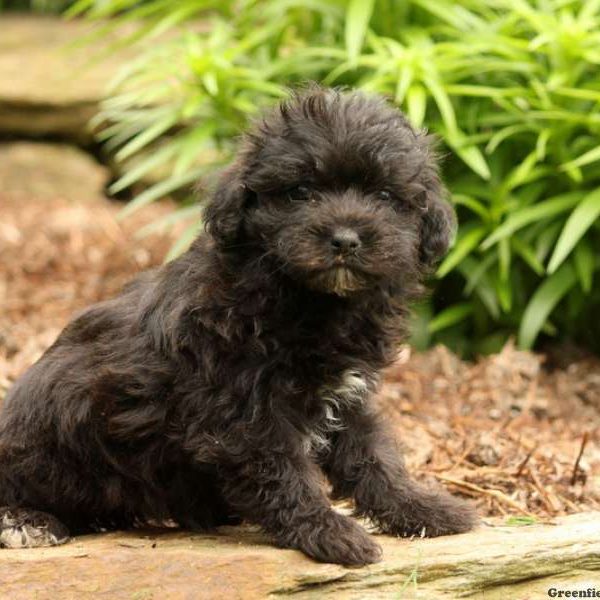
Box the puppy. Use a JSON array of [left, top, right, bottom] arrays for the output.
[[0, 88, 476, 565]]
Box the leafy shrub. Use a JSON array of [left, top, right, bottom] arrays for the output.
[[72, 0, 600, 354], [0, 0, 70, 12]]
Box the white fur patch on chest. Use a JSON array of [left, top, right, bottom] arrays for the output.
[[303, 369, 374, 455], [321, 370, 371, 408]]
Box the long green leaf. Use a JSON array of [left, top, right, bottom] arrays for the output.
[[428, 302, 474, 334], [474, 279, 500, 320], [573, 238, 595, 294], [481, 192, 583, 249], [498, 237, 511, 282], [345, 0, 375, 61], [115, 114, 177, 162], [511, 237, 545, 276], [136, 204, 202, 238], [501, 151, 539, 193], [119, 167, 207, 219], [560, 145, 600, 172], [518, 264, 577, 349], [406, 84, 427, 128], [451, 142, 491, 180], [424, 75, 458, 136], [547, 189, 600, 273], [437, 227, 487, 278], [452, 194, 490, 220], [459, 256, 500, 319], [496, 274, 512, 313], [486, 124, 531, 154], [462, 253, 496, 295], [165, 220, 203, 261]]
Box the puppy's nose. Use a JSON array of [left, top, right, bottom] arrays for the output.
[[331, 228, 361, 254]]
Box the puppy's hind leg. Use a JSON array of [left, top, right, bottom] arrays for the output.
[[0, 507, 70, 549], [167, 466, 241, 531]]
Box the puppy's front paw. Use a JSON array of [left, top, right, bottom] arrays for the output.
[[0, 507, 70, 549], [279, 511, 382, 566], [374, 487, 478, 538]]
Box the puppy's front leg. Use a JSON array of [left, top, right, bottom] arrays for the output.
[[220, 450, 381, 566], [326, 412, 477, 537]]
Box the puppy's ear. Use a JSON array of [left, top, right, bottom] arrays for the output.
[[418, 187, 456, 267], [204, 166, 253, 248]]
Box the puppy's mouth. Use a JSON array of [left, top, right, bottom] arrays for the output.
[[306, 265, 368, 297]]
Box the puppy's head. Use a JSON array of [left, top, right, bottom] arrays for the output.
[[204, 87, 455, 297]]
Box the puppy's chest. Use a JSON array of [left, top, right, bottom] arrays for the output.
[[303, 368, 378, 455]]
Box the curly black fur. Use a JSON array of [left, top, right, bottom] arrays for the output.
[[0, 87, 476, 564]]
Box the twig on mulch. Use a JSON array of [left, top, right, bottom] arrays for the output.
[[528, 465, 561, 513], [433, 474, 536, 517], [515, 444, 538, 478], [571, 432, 590, 486]]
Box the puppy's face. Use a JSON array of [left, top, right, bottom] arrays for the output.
[[245, 161, 424, 298], [205, 89, 455, 297]]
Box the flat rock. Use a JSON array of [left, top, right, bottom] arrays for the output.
[[0, 141, 109, 202], [0, 15, 132, 141], [1, 512, 598, 599]]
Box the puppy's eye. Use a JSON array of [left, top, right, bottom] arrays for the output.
[[288, 185, 311, 201], [377, 190, 393, 202]]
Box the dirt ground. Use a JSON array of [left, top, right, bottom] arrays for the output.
[[1, 163, 598, 522]]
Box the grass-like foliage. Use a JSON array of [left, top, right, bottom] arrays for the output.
[[71, 0, 600, 354], [0, 0, 70, 11]]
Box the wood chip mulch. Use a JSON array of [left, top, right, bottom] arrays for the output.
[[380, 343, 600, 520]]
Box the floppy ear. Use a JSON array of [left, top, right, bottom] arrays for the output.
[[418, 187, 456, 267], [203, 166, 252, 248]]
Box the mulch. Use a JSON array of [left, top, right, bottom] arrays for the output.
[[1, 185, 598, 523], [380, 344, 599, 521]]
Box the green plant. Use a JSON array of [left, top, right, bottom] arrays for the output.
[[505, 515, 537, 526], [73, 0, 600, 354], [397, 547, 422, 598], [0, 0, 71, 12]]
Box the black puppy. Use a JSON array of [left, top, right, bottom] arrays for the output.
[[0, 88, 476, 565]]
